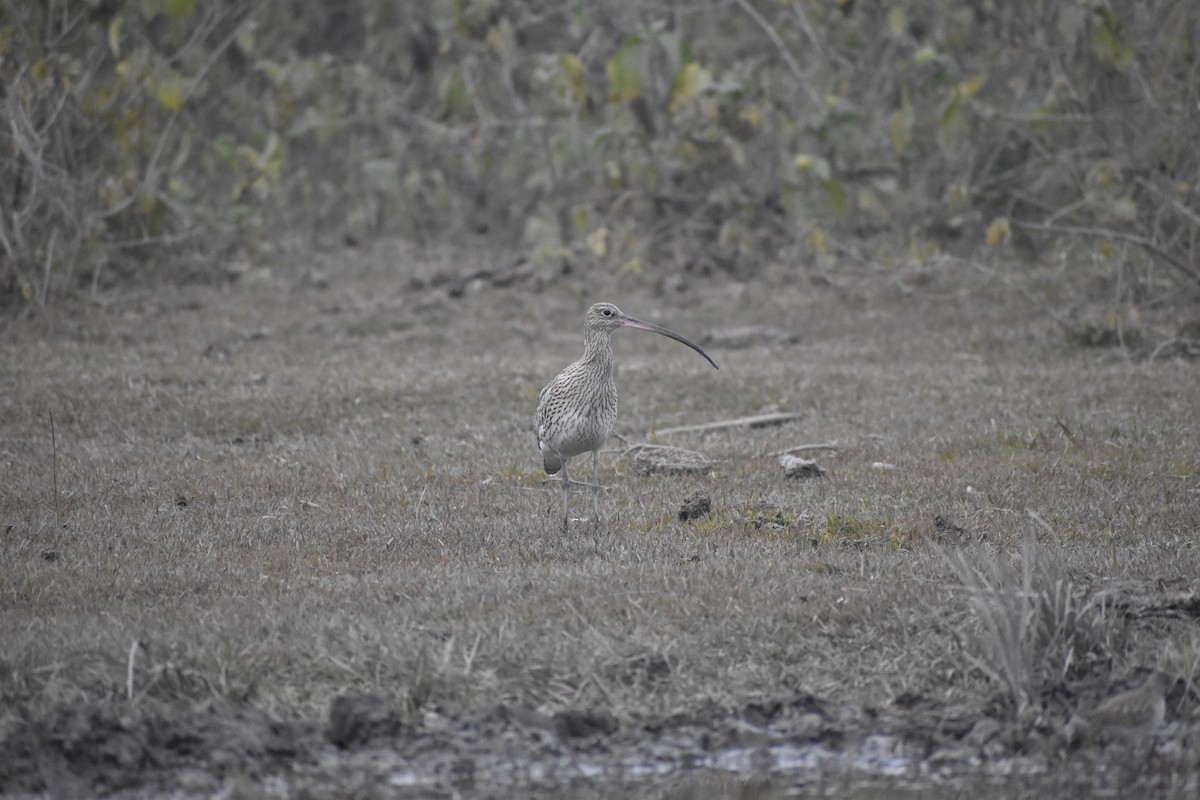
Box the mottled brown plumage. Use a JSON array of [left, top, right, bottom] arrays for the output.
[[536, 303, 717, 532]]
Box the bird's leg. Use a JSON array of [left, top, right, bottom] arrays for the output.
[[591, 449, 601, 530], [560, 461, 571, 534]]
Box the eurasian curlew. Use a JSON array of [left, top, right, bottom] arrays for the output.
[[535, 302, 718, 532]]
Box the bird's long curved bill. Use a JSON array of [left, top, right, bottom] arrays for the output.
[[620, 314, 719, 369]]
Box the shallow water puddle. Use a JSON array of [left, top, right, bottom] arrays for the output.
[[610, 735, 908, 782], [385, 735, 914, 792]]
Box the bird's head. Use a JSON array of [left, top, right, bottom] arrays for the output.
[[583, 302, 718, 369], [585, 302, 626, 333]]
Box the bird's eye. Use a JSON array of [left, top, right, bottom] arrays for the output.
[[601, 308, 612, 316]]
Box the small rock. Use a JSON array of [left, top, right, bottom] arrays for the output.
[[780, 454, 825, 479]]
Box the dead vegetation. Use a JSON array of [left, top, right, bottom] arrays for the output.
[[4, 0, 1200, 326]]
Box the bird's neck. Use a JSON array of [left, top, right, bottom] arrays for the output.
[[581, 329, 614, 371]]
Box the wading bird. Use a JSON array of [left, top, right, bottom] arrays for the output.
[[536, 302, 718, 532]]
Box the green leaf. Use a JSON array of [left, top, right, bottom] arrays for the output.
[[259, 133, 285, 179], [586, 227, 608, 257], [985, 217, 1011, 248], [1109, 196, 1138, 224], [958, 75, 983, 98], [794, 154, 831, 181], [107, 16, 123, 57], [939, 91, 960, 130], [606, 39, 643, 105], [440, 69, 470, 117], [821, 178, 846, 217], [806, 228, 828, 253], [140, 193, 163, 233], [165, 0, 196, 20], [1093, 7, 1135, 69], [886, 89, 913, 156], [559, 54, 586, 106], [668, 62, 712, 115], [115, 106, 142, 154], [914, 45, 937, 63], [236, 20, 257, 55], [1031, 104, 1059, 136], [156, 78, 184, 113], [679, 39, 695, 66], [213, 134, 236, 163]]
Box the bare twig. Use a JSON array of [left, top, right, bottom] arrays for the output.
[[1142, 338, 1200, 362], [968, 260, 1074, 328], [134, 8, 249, 210], [38, 227, 55, 306], [49, 410, 60, 530], [732, 0, 821, 107], [788, 0, 827, 62], [127, 640, 141, 701], [1136, 176, 1200, 230], [105, 231, 202, 250], [1012, 219, 1200, 288], [652, 411, 803, 437]]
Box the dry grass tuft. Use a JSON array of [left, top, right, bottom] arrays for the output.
[[945, 527, 1114, 719]]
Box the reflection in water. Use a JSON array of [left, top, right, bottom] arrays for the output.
[[655, 776, 983, 799], [391, 734, 1189, 800], [597, 737, 953, 800]]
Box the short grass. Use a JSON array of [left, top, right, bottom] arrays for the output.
[[2, 244, 1199, 766]]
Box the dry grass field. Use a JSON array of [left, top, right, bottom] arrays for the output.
[[2, 241, 1199, 798]]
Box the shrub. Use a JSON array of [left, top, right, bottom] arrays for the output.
[[3, 1, 1197, 302]]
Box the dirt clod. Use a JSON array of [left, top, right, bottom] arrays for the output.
[[553, 708, 619, 739], [327, 694, 404, 748], [678, 491, 712, 521]]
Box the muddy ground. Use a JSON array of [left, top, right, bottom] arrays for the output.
[[3, 240, 1200, 798], [6, 684, 1200, 798]]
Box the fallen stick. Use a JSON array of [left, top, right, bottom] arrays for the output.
[[652, 411, 803, 437], [770, 441, 840, 456]]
